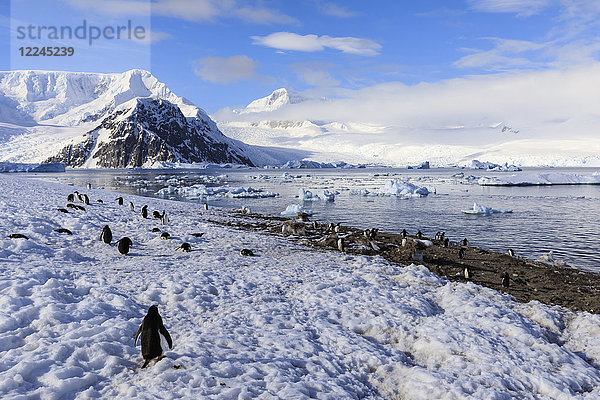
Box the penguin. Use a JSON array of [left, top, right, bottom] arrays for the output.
[[83, 194, 90, 205], [333, 223, 340, 233], [440, 232, 445, 241], [97, 199, 104, 204], [77, 193, 84, 202], [152, 227, 161, 233], [443, 238, 450, 248], [337, 238, 345, 252], [8, 233, 29, 240], [54, 228, 72, 235], [190, 232, 204, 238], [369, 229, 378, 239], [417, 230, 423, 239], [435, 232, 441, 241], [117, 237, 133, 255], [116, 197, 124, 206], [463, 266, 472, 280], [327, 223, 335, 233], [501, 272, 510, 288], [240, 248, 254, 256], [458, 248, 466, 259], [86, 183, 92, 190], [66, 203, 77, 209], [141, 205, 148, 219], [462, 238, 468, 246], [401, 238, 407, 247], [401, 229, 407, 239], [203, 203, 208, 211], [177, 243, 191, 252], [57, 208, 69, 214], [100, 225, 112, 244], [508, 248, 515, 257], [67, 193, 75, 202], [74, 205, 86, 211], [363, 229, 371, 239], [129, 202, 135, 212], [152, 211, 161, 219], [135, 305, 173, 369], [160, 232, 170, 240], [312, 221, 318, 230], [161, 211, 168, 225]]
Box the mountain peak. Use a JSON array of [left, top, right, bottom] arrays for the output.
[[241, 88, 305, 114]]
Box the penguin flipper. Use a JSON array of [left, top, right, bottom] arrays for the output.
[[134, 325, 142, 346], [160, 325, 173, 349]]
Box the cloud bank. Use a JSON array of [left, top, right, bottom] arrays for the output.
[[251, 32, 381, 56]]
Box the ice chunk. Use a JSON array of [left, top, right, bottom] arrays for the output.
[[378, 179, 429, 197], [462, 203, 513, 215]]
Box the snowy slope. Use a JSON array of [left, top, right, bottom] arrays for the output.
[[237, 88, 306, 114], [0, 70, 298, 167], [1, 174, 600, 398]]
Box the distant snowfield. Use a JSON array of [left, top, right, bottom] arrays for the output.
[[1, 174, 600, 399]]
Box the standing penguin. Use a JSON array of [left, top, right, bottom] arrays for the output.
[[507, 248, 515, 257], [135, 305, 173, 369], [443, 238, 450, 248], [83, 194, 90, 205], [129, 202, 135, 212], [401, 229, 407, 239], [463, 266, 472, 280], [417, 230, 423, 239], [116, 197, 124, 206], [141, 205, 148, 219], [203, 203, 209, 211], [100, 225, 112, 244], [337, 237, 345, 252], [501, 272, 510, 288], [117, 237, 133, 255], [458, 248, 466, 259], [462, 238, 468, 246]]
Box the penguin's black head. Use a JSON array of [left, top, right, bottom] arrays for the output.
[[148, 305, 159, 315]]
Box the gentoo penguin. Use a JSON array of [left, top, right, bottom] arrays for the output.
[[161, 211, 168, 225], [7, 233, 29, 240], [77, 193, 84, 202], [67, 203, 77, 210], [152, 227, 161, 233], [74, 205, 86, 211], [116, 197, 124, 206], [463, 266, 472, 280], [129, 202, 135, 212], [190, 232, 204, 238], [177, 243, 191, 252], [333, 223, 340, 233], [152, 211, 161, 219], [507, 248, 515, 257], [67, 193, 75, 202], [117, 237, 133, 255], [417, 230, 423, 239], [97, 199, 104, 204], [240, 248, 254, 256], [337, 238, 345, 252], [83, 194, 90, 205], [203, 203, 208, 210], [440, 232, 445, 241], [363, 229, 371, 239], [135, 305, 173, 369], [401, 229, 407, 239], [435, 232, 441, 241], [462, 238, 468, 246], [443, 238, 450, 248], [100, 225, 112, 244], [86, 183, 92, 190], [501, 272, 510, 288], [141, 205, 148, 219], [160, 232, 170, 240], [54, 228, 72, 235], [57, 208, 69, 214], [458, 248, 466, 259]]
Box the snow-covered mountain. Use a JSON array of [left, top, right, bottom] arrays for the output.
[[217, 87, 600, 167], [0, 70, 301, 167]]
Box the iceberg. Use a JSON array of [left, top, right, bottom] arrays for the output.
[[462, 203, 513, 215], [479, 172, 600, 186], [378, 179, 429, 197]]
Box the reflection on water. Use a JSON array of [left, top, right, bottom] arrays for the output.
[[20, 167, 600, 272]]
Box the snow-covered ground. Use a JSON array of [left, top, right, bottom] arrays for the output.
[[479, 172, 600, 186], [1, 174, 600, 399]]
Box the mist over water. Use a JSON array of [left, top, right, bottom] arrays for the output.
[[26, 167, 600, 272]]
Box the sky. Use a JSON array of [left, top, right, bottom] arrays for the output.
[[2, 0, 600, 121]]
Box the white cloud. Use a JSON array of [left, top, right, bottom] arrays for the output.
[[318, 2, 358, 18], [193, 55, 260, 84], [467, 0, 552, 16], [455, 38, 547, 70], [62, 0, 297, 24], [251, 32, 381, 56]]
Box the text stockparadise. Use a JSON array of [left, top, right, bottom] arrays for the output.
[[15, 20, 146, 46]]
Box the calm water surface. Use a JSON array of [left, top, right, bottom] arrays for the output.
[[22, 167, 600, 272]]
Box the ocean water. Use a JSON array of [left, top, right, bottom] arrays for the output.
[[22, 167, 600, 272]]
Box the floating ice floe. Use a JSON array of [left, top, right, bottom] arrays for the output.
[[470, 159, 522, 171], [378, 179, 429, 197], [0, 162, 65, 173], [479, 172, 600, 186], [281, 204, 313, 217], [298, 188, 337, 201], [157, 184, 277, 198], [462, 203, 513, 215]]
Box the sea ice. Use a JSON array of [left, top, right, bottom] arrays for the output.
[[378, 179, 429, 197], [462, 203, 513, 215]]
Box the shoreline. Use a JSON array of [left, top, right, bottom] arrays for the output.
[[208, 210, 600, 314]]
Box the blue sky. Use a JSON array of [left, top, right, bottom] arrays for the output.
[[2, 0, 600, 114]]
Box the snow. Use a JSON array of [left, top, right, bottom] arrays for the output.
[[2, 174, 600, 398], [0, 161, 65, 172], [462, 202, 513, 215], [156, 184, 278, 199], [298, 188, 337, 201], [280, 204, 312, 217], [469, 159, 522, 171], [378, 179, 430, 197], [479, 172, 600, 186]]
